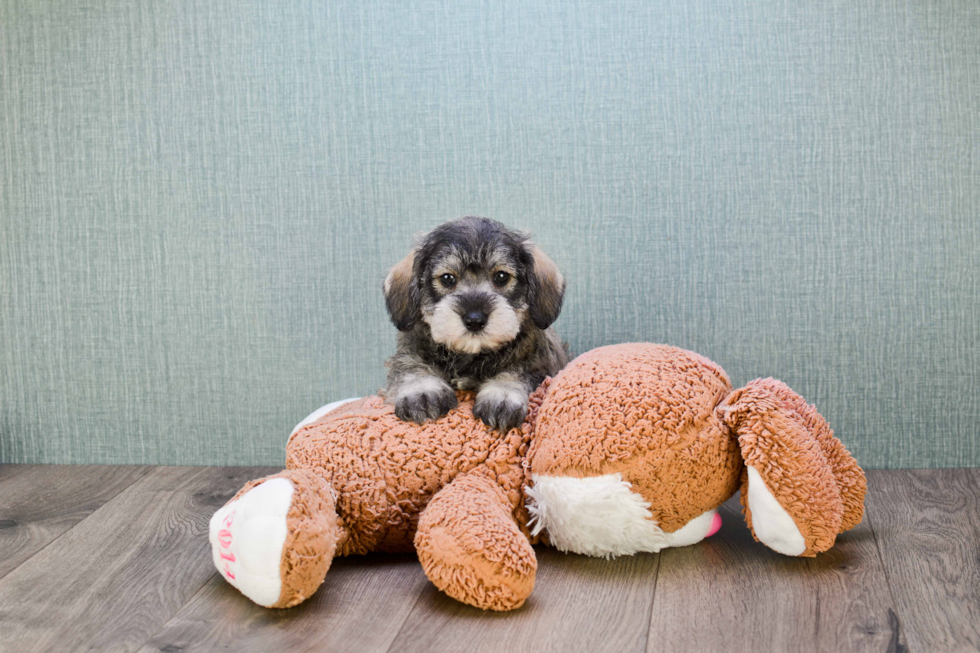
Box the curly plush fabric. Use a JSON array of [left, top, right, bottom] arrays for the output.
[[280, 384, 548, 610], [530, 343, 742, 532], [285, 384, 549, 555], [756, 379, 866, 531], [415, 474, 537, 610], [211, 342, 867, 611], [720, 378, 867, 556]]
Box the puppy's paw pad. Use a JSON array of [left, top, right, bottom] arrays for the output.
[[394, 380, 457, 423], [473, 396, 527, 432]]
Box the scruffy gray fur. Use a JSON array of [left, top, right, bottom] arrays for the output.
[[382, 216, 569, 432]]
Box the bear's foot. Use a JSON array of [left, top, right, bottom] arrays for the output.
[[720, 378, 867, 557], [743, 466, 807, 555], [209, 469, 342, 608]]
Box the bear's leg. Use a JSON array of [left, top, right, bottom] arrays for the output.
[[414, 474, 536, 611], [209, 469, 344, 608], [755, 379, 866, 531], [720, 378, 862, 557]]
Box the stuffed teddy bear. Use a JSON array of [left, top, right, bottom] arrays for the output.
[[209, 343, 866, 612]]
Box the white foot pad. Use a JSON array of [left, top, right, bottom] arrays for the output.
[[746, 466, 806, 555], [209, 477, 295, 606]]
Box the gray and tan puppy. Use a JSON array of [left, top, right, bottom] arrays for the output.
[[383, 216, 568, 432]]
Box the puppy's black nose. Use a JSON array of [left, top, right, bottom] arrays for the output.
[[462, 311, 488, 332]]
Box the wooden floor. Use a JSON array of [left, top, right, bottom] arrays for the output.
[[0, 467, 977, 653]]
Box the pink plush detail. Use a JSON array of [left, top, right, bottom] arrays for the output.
[[706, 512, 723, 538]]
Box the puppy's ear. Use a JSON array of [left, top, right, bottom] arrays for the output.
[[383, 249, 420, 331], [527, 244, 566, 329]]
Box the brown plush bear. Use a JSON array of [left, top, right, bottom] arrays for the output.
[[209, 343, 866, 611]]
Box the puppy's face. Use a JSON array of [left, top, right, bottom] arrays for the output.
[[384, 217, 565, 354], [423, 237, 524, 354]]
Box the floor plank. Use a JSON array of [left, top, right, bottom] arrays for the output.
[[0, 465, 275, 653], [646, 496, 903, 653], [388, 546, 660, 653], [138, 553, 429, 653], [866, 468, 980, 652], [1, 466, 975, 653], [0, 464, 151, 579]]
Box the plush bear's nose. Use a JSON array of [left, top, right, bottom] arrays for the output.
[[462, 311, 488, 332]]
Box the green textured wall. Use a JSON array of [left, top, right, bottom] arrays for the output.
[[1, 0, 978, 468]]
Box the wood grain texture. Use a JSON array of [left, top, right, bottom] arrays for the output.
[[389, 547, 661, 653], [0, 464, 150, 579], [3, 466, 977, 652], [866, 468, 980, 652], [138, 553, 429, 653], [646, 497, 904, 653], [0, 465, 275, 653]]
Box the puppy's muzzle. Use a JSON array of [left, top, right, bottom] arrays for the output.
[[462, 311, 488, 332], [457, 293, 493, 333]]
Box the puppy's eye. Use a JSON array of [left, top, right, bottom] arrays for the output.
[[439, 273, 457, 288], [492, 271, 511, 286]]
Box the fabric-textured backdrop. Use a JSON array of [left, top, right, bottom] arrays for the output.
[[1, 0, 978, 468]]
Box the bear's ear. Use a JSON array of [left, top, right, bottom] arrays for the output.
[[383, 249, 420, 331], [527, 244, 566, 330]]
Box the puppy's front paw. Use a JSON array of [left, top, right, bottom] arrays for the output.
[[473, 384, 528, 432], [394, 377, 458, 423]]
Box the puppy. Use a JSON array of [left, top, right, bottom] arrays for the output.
[[383, 216, 568, 432]]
